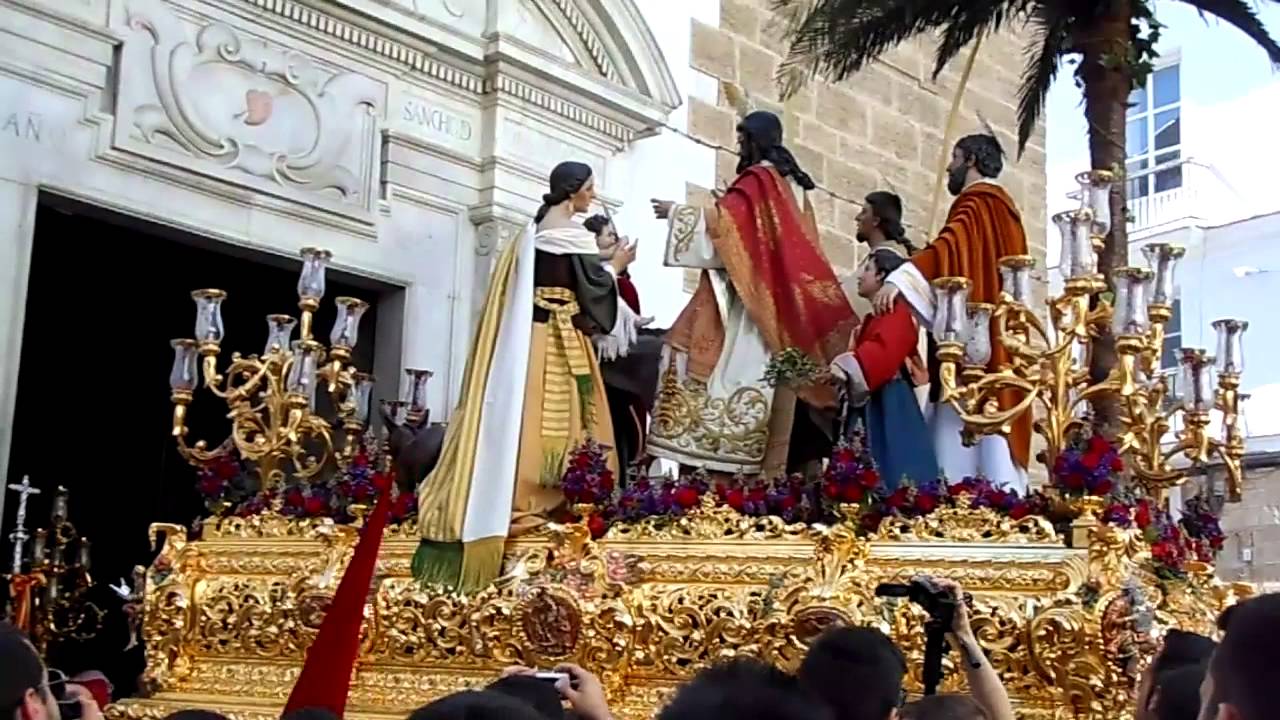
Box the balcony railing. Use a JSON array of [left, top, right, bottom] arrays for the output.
[[1066, 157, 1236, 234]]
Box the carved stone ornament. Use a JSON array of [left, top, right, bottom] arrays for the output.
[[120, 0, 381, 213]]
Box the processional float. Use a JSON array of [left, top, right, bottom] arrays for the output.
[[100, 168, 1255, 720]]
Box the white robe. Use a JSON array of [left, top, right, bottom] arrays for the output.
[[886, 179, 1028, 494], [646, 177, 807, 474]]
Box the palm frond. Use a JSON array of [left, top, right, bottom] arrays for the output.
[[1014, 3, 1072, 157], [773, 0, 964, 89], [931, 0, 1022, 78], [1179, 0, 1280, 65]]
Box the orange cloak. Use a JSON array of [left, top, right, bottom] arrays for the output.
[[911, 182, 1031, 470]]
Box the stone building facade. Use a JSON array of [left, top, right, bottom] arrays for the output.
[[682, 0, 1049, 283], [1212, 455, 1280, 585]]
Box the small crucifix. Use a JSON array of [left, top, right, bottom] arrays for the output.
[[7, 476, 42, 575]]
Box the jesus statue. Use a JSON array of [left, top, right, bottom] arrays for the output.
[[648, 111, 857, 476]]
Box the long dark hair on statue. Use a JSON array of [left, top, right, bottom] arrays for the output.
[[954, 133, 1005, 179], [736, 111, 816, 191], [534, 161, 593, 224], [863, 191, 917, 253], [867, 248, 908, 280]]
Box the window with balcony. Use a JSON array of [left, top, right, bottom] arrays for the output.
[[1126, 63, 1182, 200]]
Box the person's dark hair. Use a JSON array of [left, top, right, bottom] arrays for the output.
[[486, 675, 564, 719], [799, 626, 906, 720], [1217, 603, 1238, 633], [582, 213, 611, 238], [736, 111, 816, 191], [1152, 629, 1216, 677], [899, 694, 987, 720], [280, 708, 340, 720], [1, 622, 47, 716], [954, 134, 1004, 179], [867, 248, 907, 281], [658, 657, 831, 720], [407, 690, 547, 720], [535, 161, 593, 224], [1151, 662, 1209, 720], [863, 191, 916, 252], [1210, 592, 1280, 720], [162, 712, 231, 720]]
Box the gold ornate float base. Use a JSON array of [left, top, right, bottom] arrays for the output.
[[109, 502, 1250, 720]]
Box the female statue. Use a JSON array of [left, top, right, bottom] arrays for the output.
[[412, 161, 638, 592]]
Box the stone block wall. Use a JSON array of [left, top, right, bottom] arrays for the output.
[[1214, 461, 1280, 584], [685, 0, 1049, 281]]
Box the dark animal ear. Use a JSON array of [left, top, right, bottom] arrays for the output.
[[410, 408, 431, 431], [380, 404, 397, 430]]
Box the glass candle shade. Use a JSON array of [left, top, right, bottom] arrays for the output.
[[964, 303, 994, 367], [1212, 319, 1248, 375], [169, 339, 198, 392], [51, 487, 68, 523], [78, 538, 91, 570], [264, 315, 297, 356], [32, 529, 47, 564], [330, 297, 369, 348], [297, 247, 333, 301], [1141, 243, 1185, 307], [1076, 170, 1114, 236], [381, 399, 410, 427], [192, 289, 226, 343], [1180, 348, 1216, 413], [930, 277, 971, 344], [351, 373, 375, 426], [286, 342, 322, 406], [1111, 267, 1154, 337], [998, 255, 1035, 305], [405, 369, 434, 418], [1055, 208, 1096, 280]]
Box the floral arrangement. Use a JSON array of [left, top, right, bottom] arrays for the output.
[[194, 429, 412, 524], [1180, 494, 1226, 564], [1052, 430, 1124, 497], [761, 347, 823, 388]]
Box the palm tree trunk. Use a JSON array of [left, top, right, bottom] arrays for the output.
[[1079, 0, 1132, 432]]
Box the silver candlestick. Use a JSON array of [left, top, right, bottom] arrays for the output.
[[6, 476, 42, 574]]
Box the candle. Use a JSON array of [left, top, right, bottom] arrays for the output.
[[32, 529, 47, 565], [78, 537, 91, 571], [51, 487, 68, 523]]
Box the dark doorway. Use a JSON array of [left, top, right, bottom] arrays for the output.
[[3, 195, 386, 689]]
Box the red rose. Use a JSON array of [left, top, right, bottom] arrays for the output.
[[303, 495, 327, 516], [779, 494, 798, 511], [1008, 503, 1031, 520], [748, 487, 768, 504], [285, 488, 305, 508], [674, 487, 699, 509], [1110, 454, 1125, 472], [725, 489, 746, 511], [573, 452, 592, 470], [915, 493, 939, 513], [859, 468, 881, 489], [1065, 472, 1086, 491], [839, 484, 865, 503], [1135, 501, 1153, 530], [1092, 478, 1113, 496], [1088, 434, 1111, 456], [372, 472, 393, 492], [887, 487, 911, 509], [352, 483, 372, 502], [353, 452, 369, 468], [823, 482, 840, 499], [600, 470, 616, 493], [948, 483, 968, 497], [199, 476, 226, 497], [587, 514, 607, 539]]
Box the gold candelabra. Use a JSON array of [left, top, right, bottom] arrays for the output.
[[4, 484, 103, 653], [931, 169, 1248, 500], [168, 247, 436, 488]]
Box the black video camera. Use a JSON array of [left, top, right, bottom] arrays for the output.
[[875, 576, 963, 696], [874, 575, 959, 629]]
